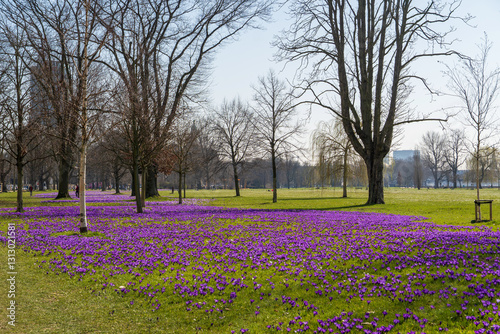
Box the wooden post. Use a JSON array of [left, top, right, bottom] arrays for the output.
[[474, 200, 493, 222]]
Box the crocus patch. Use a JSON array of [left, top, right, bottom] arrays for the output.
[[1, 200, 499, 333]]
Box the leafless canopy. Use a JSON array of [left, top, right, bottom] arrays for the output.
[[275, 0, 467, 204], [213, 98, 255, 196], [420, 131, 446, 188], [100, 0, 272, 210], [252, 70, 304, 202], [445, 34, 500, 205]]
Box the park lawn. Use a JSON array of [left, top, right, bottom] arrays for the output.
[[0, 188, 499, 333], [0, 249, 177, 334], [2, 187, 499, 227], [160, 187, 500, 228]]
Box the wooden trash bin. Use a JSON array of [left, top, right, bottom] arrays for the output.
[[474, 199, 493, 222]]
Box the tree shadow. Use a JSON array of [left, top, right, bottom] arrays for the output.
[[253, 198, 378, 211], [329, 203, 377, 210], [279, 197, 366, 202]]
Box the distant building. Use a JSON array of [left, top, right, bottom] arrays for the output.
[[393, 150, 419, 161], [30, 61, 62, 126]]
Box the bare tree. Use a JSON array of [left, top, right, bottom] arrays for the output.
[[97, 128, 129, 194], [213, 98, 254, 197], [4, 0, 112, 229], [421, 131, 446, 188], [4, 0, 80, 200], [468, 146, 496, 189], [0, 145, 11, 192], [443, 129, 466, 189], [445, 35, 500, 219], [0, 20, 46, 212], [312, 119, 353, 197], [24, 135, 55, 191], [168, 118, 201, 204], [102, 0, 272, 212], [281, 153, 300, 189], [194, 127, 224, 190], [69, 0, 110, 233], [252, 70, 303, 203], [276, 0, 466, 204]]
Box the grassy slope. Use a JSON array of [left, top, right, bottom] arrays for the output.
[[0, 188, 499, 333]]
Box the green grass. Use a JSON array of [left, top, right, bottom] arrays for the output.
[[1, 251, 178, 333], [0, 187, 499, 333], [160, 187, 500, 227], [2, 187, 498, 226]]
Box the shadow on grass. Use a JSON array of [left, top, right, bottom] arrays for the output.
[[279, 204, 378, 211], [243, 200, 378, 212], [278, 196, 366, 202], [330, 203, 377, 210]]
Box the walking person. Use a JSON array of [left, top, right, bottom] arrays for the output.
[[75, 185, 79, 198], [29, 185, 33, 196]]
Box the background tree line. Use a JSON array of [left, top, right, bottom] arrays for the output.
[[0, 0, 499, 224]]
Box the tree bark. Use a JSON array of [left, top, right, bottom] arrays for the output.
[[38, 171, 43, 191], [132, 154, 142, 213], [178, 171, 182, 204], [141, 167, 146, 207], [342, 147, 348, 198], [55, 155, 72, 199], [183, 172, 186, 198], [476, 142, 481, 220], [1, 175, 7, 192], [101, 172, 107, 191], [205, 168, 210, 190], [232, 162, 240, 197], [79, 143, 88, 233], [114, 172, 121, 194], [433, 171, 439, 189], [271, 148, 277, 203], [130, 169, 136, 196], [366, 156, 385, 205], [145, 164, 159, 197], [16, 159, 23, 213]]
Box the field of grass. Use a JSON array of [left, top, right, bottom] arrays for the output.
[[0, 188, 499, 333], [160, 187, 500, 227]]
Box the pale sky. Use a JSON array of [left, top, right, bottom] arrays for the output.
[[209, 1, 500, 154]]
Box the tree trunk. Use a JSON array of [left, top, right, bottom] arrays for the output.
[[342, 147, 348, 198], [141, 167, 146, 207], [16, 159, 23, 213], [79, 143, 88, 233], [132, 156, 142, 213], [476, 145, 481, 220], [366, 156, 385, 204], [205, 168, 210, 189], [114, 171, 121, 194], [38, 170, 43, 191], [232, 162, 240, 197], [130, 169, 136, 196], [272, 149, 277, 203], [183, 172, 186, 198], [145, 164, 159, 197], [55, 156, 72, 199], [1, 175, 7, 192], [178, 171, 182, 204]]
